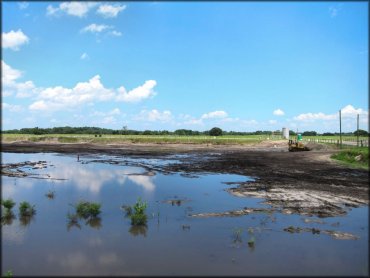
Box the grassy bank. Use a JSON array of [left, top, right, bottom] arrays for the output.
[[331, 147, 369, 170], [1, 134, 269, 145]]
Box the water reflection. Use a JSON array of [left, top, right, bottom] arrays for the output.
[[86, 217, 102, 230], [19, 214, 35, 227], [129, 225, 148, 237], [1, 210, 16, 226]]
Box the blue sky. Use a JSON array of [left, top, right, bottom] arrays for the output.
[[2, 1, 368, 132]]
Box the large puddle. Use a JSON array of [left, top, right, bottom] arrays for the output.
[[1, 152, 368, 276]]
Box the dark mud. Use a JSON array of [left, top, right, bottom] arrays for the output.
[[2, 142, 368, 218]]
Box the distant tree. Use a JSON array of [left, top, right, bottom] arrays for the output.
[[302, 131, 317, 136], [209, 127, 223, 136], [354, 129, 368, 136], [322, 132, 334, 136], [143, 130, 153, 135]]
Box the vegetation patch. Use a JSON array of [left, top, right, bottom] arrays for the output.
[[123, 198, 148, 226], [18, 201, 36, 217], [75, 201, 101, 219], [331, 148, 369, 169], [1, 199, 16, 210]]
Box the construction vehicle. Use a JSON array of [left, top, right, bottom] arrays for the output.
[[288, 133, 310, 152]]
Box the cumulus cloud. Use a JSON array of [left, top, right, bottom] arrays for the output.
[[340, 105, 367, 117], [2, 61, 37, 98], [29, 75, 115, 111], [136, 109, 172, 122], [97, 4, 126, 18], [81, 24, 112, 33], [201, 110, 228, 119], [292, 105, 368, 123], [273, 109, 285, 116], [293, 112, 337, 121], [46, 2, 98, 17], [116, 80, 157, 103], [2, 29, 29, 51]]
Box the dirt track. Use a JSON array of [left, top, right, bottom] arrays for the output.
[[2, 141, 369, 217]]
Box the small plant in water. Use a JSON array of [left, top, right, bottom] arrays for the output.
[[18, 201, 36, 217], [45, 190, 55, 199], [75, 201, 101, 219], [1, 199, 16, 210], [5, 270, 13, 277], [126, 198, 148, 226]]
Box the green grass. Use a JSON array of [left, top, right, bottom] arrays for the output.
[[1, 133, 273, 145], [124, 198, 148, 226], [331, 147, 369, 169], [75, 201, 101, 219], [1, 199, 16, 210], [18, 201, 36, 217]]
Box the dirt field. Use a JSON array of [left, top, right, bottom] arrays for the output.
[[2, 140, 368, 218]]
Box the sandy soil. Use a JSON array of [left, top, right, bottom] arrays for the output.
[[2, 140, 368, 218]]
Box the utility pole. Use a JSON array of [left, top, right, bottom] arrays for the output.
[[339, 110, 342, 149], [357, 114, 359, 147]]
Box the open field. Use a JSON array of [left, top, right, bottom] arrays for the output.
[[1, 133, 368, 146], [1, 133, 272, 145]]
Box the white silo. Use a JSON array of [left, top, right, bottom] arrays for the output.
[[282, 127, 289, 139]]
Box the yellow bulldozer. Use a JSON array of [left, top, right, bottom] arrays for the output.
[[288, 134, 310, 152]]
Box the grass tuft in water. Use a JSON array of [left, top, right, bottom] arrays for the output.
[[124, 198, 148, 226], [18, 201, 36, 217], [1, 199, 16, 210], [45, 190, 55, 199], [75, 201, 101, 219]]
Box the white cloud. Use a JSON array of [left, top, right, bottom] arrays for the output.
[[340, 105, 367, 117], [109, 30, 122, 37], [18, 2, 29, 10], [137, 109, 173, 122], [2, 103, 22, 112], [80, 52, 89, 60], [97, 4, 126, 18], [116, 80, 157, 103], [29, 75, 115, 111], [47, 2, 98, 17], [201, 110, 228, 119], [2, 61, 37, 98], [81, 24, 112, 33], [2, 29, 29, 51], [269, 120, 277, 124], [2, 61, 22, 85], [91, 108, 121, 117], [293, 105, 368, 123], [273, 109, 285, 116], [293, 112, 337, 121]]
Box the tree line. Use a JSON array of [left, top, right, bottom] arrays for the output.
[[1, 126, 368, 136]]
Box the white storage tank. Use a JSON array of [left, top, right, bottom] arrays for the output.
[[282, 127, 289, 139]]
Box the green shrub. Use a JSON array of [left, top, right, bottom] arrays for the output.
[[75, 201, 101, 219], [1, 199, 16, 210], [19, 201, 36, 216], [130, 198, 148, 226]]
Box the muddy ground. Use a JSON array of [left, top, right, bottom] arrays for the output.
[[2, 141, 369, 218]]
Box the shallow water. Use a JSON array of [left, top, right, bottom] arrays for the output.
[[1, 152, 368, 276]]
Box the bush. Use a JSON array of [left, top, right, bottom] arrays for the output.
[[209, 127, 223, 136], [19, 201, 36, 216], [1, 199, 16, 210], [128, 198, 148, 226], [76, 201, 101, 219]]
